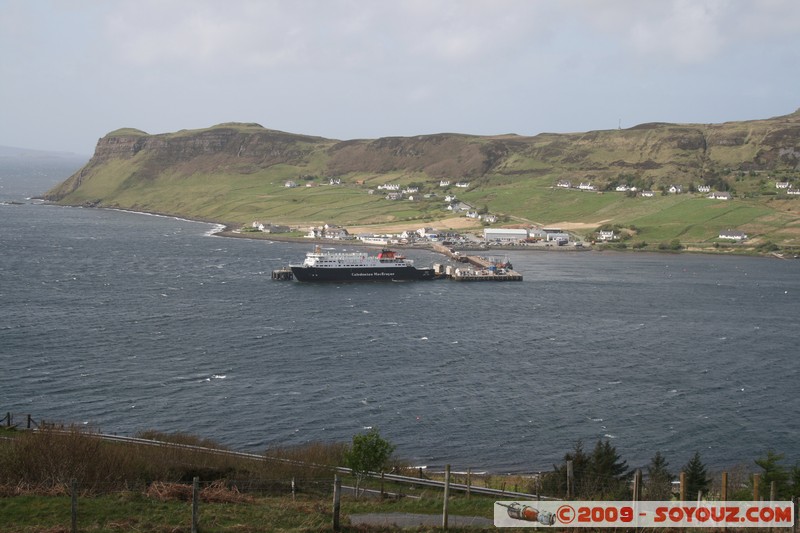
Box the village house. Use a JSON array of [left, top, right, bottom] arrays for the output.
[[578, 182, 595, 191], [556, 180, 571, 188], [284, 180, 298, 188], [719, 229, 747, 241], [444, 194, 457, 202], [697, 185, 711, 193], [466, 211, 480, 219], [455, 181, 470, 188], [385, 192, 402, 200], [439, 180, 450, 187], [417, 227, 439, 239], [787, 189, 800, 195], [776, 181, 790, 189], [251, 222, 289, 233], [481, 214, 497, 223], [708, 191, 732, 200], [328, 177, 341, 185], [598, 230, 617, 241], [668, 185, 683, 194], [640, 190, 655, 197]]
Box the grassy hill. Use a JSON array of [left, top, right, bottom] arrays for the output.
[[44, 111, 800, 250]]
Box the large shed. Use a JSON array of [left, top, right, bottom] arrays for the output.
[[483, 228, 529, 242]]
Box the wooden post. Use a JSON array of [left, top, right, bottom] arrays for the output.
[[27, 414, 32, 429], [633, 469, 641, 502], [770, 480, 776, 502], [291, 477, 295, 501], [332, 475, 341, 532], [5, 412, 9, 427], [442, 464, 451, 530], [753, 473, 761, 501], [536, 472, 541, 502], [71, 479, 78, 533], [566, 460, 573, 499], [466, 467, 471, 500], [679, 471, 686, 502], [191, 477, 199, 533], [380, 471, 385, 499], [721, 471, 728, 533]]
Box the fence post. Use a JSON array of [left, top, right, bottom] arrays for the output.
[[191, 477, 199, 533], [27, 414, 32, 429], [466, 467, 471, 500], [291, 477, 295, 501], [679, 471, 686, 501], [5, 412, 10, 427], [721, 471, 728, 533], [442, 464, 451, 530], [633, 469, 641, 502], [380, 471, 385, 499], [332, 475, 341, 532], [753, 473, 761, 501], [566, 460, 573, 499], [71, 479, 78, 533]]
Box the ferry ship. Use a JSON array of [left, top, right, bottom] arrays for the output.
[[289, 246, 436, 282]]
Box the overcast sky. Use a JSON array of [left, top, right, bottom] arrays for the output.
[[2, 0, 799, 155]]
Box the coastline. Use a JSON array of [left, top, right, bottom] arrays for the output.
[[40, 201, 796, 259]]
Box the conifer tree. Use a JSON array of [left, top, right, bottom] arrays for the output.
[[683, 452, 710, 501], [587, 439, 631, 499], [645, 451, 674, 500], [754, 451, 790, 499]]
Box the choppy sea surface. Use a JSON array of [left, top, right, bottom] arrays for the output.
[[1, 156, 798, 473]]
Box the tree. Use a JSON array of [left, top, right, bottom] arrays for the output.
[[586, 439, 631, 499], [754, 450, 790, 499], [645, 451, 674, 500], [683, 452, 710, 501], [542, 439, 631, 500], [344, 428, 395, 498]]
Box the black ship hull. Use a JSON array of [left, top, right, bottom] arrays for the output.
[[290, 265, 436, 282]]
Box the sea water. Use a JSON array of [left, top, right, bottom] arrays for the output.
[[1, 157, 798, 473]]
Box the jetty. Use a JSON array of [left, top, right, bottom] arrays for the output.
[[429, 243, 523, 281]]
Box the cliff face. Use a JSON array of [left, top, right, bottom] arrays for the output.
[[46, 111, 800, 204]]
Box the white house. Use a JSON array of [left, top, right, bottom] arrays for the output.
[[556, 180, 572, 188], [708, 191, 732, 200], [669, 185, 683, 194], [697, 185, 711, 193], [284, 180, 298, 188], [481, 214, 497, 223], [444, 194, 457, 202], [578, 182, 595, 191], [439, 180, 451, 187], [598, 230, 617, 241], [455, 181, 470, 188], [640, 190, 655, 197], [328, 178, 342, 185], [787, 189, 800, 195], [719, 229, 747, 241], [776, 181, 790, 189]]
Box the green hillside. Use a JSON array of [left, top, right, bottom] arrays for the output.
[[45, 112, 800, 250]]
